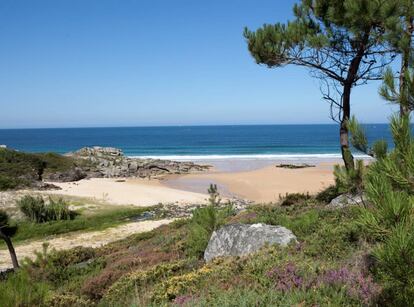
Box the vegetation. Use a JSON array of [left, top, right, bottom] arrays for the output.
[[0, 197, 373, 306], [244, 0, 397, 170], [186, 184, 235, 258], [7, 205, 150, 244], [17, 195, 77, 223], [0, 210, 19, 269], [0, 148, 92, 191]]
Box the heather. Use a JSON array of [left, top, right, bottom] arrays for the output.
[[0, 197, 385, 306]]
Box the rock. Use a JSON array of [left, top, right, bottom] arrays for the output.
[[45, 167, 87, 182], [204, 223, 297, 262], [328, 193, 366, 208], [63, 146, 210, 180]]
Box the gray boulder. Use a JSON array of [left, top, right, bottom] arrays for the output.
[[328, 193, 366, 208], [204, 223, 297, 262]]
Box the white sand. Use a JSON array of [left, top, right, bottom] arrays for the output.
[[46, 178, 208, 206]]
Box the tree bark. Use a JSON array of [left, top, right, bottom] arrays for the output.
[[0, 230, 19, 269], [340, 83, 354, 171], [399, 16, 413, 116], [339, 31, 371, 171]]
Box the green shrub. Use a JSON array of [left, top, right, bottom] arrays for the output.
[[186, 184, 235, 258], [279, 192, 311, 206], [0, 148, 90, 191], [315, 185, 340, 204], [373, 223, 414, 305], [24, 243, 98, 283], [102, 260, 195, 305], [0, 270, 50, 306], [186, 205, 234, 258], [358, 115, 414, 305], [17, 195, 77, 223], [45, 293, 93, 307], [0, 174, 23, 190], [334, 159, 365, 195]]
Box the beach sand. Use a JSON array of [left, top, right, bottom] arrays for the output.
[[45, 161, 337, 205], [165, 162, 337, 203], [46, 178, 209, 206]]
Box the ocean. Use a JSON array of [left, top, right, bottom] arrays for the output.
[[0, 124, 393, 161]]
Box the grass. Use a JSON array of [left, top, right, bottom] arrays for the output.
[[0, 195, 381, 306], [2, 205, 152, 245]]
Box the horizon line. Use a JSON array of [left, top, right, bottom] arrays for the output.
[[0, 122, 392, 130]]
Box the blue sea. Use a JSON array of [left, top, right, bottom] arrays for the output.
[[0, 124, 393, 160]]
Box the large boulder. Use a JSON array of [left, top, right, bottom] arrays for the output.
[[328, 193, 366, 208], [204, 223, 297, 262]]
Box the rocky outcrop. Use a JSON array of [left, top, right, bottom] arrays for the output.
[[46, 167, 88, 182], [64, 146, 210, 180], [328, 193, 366, 208], [204, 223, 297, 262]]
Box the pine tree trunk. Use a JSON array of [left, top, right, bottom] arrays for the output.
[[399, 16, 413, 116], [340, 84, 354, 171], [0, 230, 19, 269], [339, 31, 370, 171]]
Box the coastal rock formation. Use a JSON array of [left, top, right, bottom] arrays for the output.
[[62, 146, 210, 180], [204, 223, 297, 262], [328, 193, 366, 208]]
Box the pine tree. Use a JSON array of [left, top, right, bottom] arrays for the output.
[[244, 0, 398, 170], [382, 0, 414, 116]]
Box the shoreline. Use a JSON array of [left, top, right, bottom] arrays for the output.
[[164, 161, 337, 203], [41, 159, 346, 205]]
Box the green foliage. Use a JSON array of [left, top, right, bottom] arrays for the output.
[[348, 116, 369, 154], [186, 185, 235, 258], [359, 114, 414, 304], [186, 205, 234, 258], [334, 159, 365, 194], [23, 243, 99, 287], [45, 293, 93, 307], [373, 223, 414, 305], [315, 185, 340, 204], [347, 116, 388, 159], [0, 148, 91, 191], [0, 270, 50, 307], [379, 62, 414, 113], [0, 148, 45, 190], [17, 195, 77, 223], [372, 140, 388, 160], [9, 206, 149, 244], [102, 260, 196, 305], [279, 192, 311, 206], [253, 205, 361, 260], [0, 209, 17, 237]]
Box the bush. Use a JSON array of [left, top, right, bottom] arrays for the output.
[[17, 195, 77, 223], [0, 270, 50, 306], [279, 192, 311, 206], [358, 115, 414, 305], [373, 223, 414, 305], [186, 205, 234, 258], [315, 185, 340, 204], [334, 159, 365, 195], [44, 293, 93, 307], [186, 184, 235, 258]]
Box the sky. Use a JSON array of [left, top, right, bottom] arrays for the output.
[[0, 0, 398, 129]]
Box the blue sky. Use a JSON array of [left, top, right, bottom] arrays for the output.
[[0, 0, 397, 128]]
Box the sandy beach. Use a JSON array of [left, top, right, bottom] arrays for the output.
[[46, 177, 209, 206], [166, 161, 336, 203], [44, 161, 337, 205]]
